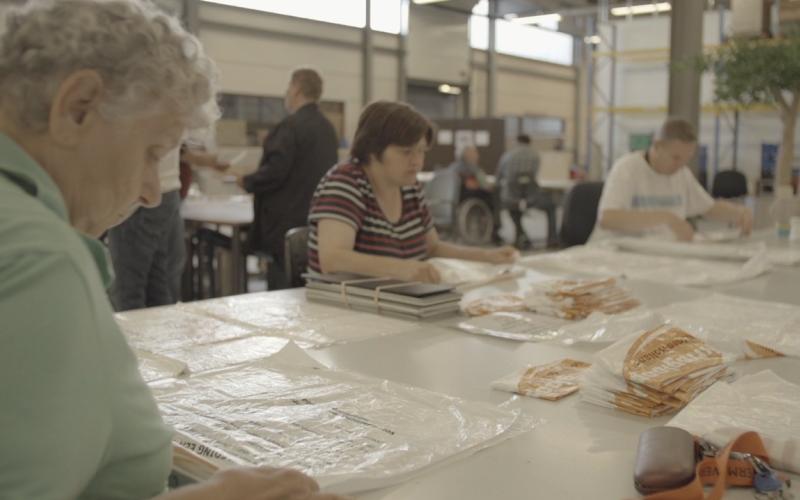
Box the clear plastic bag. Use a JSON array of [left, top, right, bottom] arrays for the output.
[[580, 324, 738, 417], [519, 246, 770, 287], [152, 343, 537, 494], [668, 370, 800, 474], [603, 236, 800, 266]]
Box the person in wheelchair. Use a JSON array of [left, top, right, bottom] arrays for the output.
[[448, 144, 502, 244], [496, 134, 558, 249]]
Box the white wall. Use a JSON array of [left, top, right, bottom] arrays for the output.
[[593, 10, 799, 186], [198, 3, 577, 149], [0, 0, 577, 152], [471, 50, 577, 149], [198, 3, 393, 141], [407, 3, 471, 84]]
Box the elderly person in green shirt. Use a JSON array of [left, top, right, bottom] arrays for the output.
[[0, 1, 344, 499]]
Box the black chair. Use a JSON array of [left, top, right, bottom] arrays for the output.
[[712, 170, 748, 198], [284, 226, 310, 288], [559, 181, 604, 248]]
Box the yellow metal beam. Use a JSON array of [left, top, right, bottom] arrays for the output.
[[591, 103, 776, 114]]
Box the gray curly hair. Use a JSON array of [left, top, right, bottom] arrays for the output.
[[0, 0, 219, 132]]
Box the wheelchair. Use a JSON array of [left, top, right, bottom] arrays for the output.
[[423, 167, 496, 246]]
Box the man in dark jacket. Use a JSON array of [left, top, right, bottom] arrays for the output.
[[240, 68, 338, 289]]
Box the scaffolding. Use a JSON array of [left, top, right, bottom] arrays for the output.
[[584, 5, 757, 187]]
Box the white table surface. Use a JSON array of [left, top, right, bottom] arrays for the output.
[[416, 171, 575, 191], [158, 255, 800, 498], [307, 267, 800, 498], [538, 178, 576, 191], [267, 284, 799, 499], [666, 230, 800, 306], [308, 325, 798, 500], [180, 195, 253, 225]]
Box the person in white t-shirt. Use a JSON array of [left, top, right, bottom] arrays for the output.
[[591, 117, 753, 242]]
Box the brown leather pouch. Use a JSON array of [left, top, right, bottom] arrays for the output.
[[634, 426, 698, 495]]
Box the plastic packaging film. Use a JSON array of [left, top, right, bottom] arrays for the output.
[[428, 257, 510, 285], [668, 370, 800, 475], [118, 298, 420, 376], [457, 279, 800, 359], [458, 311, 568, 342], [462, 277, 640, 319], [492, 359, 592, 401], [427, 257, 523, 291], [151, 343, 537, 494], [553, 294, 800, 357], [458, 277, 644, 343], [133, 348, 189, 382], [652, 294, 800, 358], [603, 236, 800, 266], [116, 307, 258, 353], [180, 292, 418, 348], [117, 306, 291, 374], [518, 245, 770, 287], [162, 336, 291, 374]]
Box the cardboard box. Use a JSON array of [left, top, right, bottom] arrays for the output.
[[215, 119, 248, 147]]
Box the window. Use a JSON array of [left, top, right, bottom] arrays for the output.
[[201, 0, 404, 34], [371, 0, 406, 34], [469, 0, 574, 66], [218, 93, 344, 146]]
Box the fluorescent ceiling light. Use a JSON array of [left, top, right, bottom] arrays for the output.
[[438, 84, 462, 95], [511, 13, 562, 25], [611, 2, 671, 16], [412, 0, 449, 4]]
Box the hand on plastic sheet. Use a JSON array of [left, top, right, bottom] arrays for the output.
[[482, 246, 519, 265], [401, 260, 441, 283], [667, 215, 695, 242], [736, 206, 754, 236]]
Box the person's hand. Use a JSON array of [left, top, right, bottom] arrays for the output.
[[667, 214, 695, 242], [482, 246, 518, 264], [236, 175, 246, 190], [208, 467, 349, 500], [159, 466, 351, 500], [212, 158, 231, 172], [399, 260, 441, 283], [736, 206, 754, 236]]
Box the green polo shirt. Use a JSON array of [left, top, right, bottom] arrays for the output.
[[0, 133, 173, 499]]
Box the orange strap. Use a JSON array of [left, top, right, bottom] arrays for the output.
[[644, 432, 769, 500]]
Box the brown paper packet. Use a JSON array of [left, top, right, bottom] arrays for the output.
[[516, 359, 592, 401]]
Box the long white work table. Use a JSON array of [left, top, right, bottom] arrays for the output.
[[316, 326, 798, 500], [138, 269, 800, 500], [128, 225, 800, 499], [294, 270, 800, 500]]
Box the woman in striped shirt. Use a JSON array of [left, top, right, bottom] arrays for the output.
[[308, 101, 517, 283]]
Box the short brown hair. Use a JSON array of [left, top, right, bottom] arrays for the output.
[[290, 68, 323, 101], [350, 101, 434, 164], [655, 117, 697, 143]]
